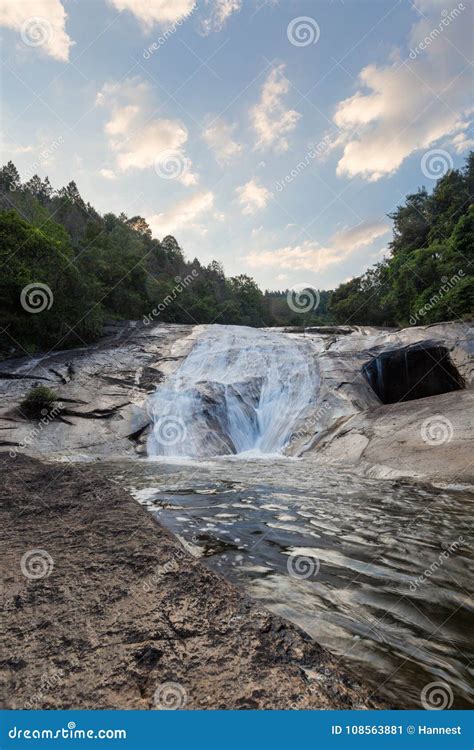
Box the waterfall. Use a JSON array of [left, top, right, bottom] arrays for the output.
[[146, 325, 320, 458]]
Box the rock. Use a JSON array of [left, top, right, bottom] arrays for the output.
[[286, 321, 473, 484], [0, 323, 195, 459], [0, 454, 386, 710]]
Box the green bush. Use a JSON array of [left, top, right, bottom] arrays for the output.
[[20, 385, 59, 419]]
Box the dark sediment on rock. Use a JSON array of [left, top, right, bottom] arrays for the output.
[[0, 454, 386, 710]]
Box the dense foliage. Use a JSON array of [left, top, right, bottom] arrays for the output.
[[0, 162, 276, 353], [328, 153, 474, 326], [0, 154, 472, 355]]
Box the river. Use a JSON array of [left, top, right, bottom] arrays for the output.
[[96, 455, 473, 709], [97, 324, 472, 708]]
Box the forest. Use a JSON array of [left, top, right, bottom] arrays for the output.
[[0, 153, 472, 354]]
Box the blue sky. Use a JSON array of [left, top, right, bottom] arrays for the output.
[[1, 0, 472, 291]]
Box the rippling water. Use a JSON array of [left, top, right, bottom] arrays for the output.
[[96, 457, 474, 709]]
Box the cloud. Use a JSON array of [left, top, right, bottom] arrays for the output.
[[107, 0, 196, 27], [148, 191, 215, 236], [250, 64, 301, 152], [199, 0, 242, 35], [202, 118, 242, 163], [236, 178, 271, 215], [450, 127, 474, 154], [333, 0, 473, 181], [99, 168, 117, 180], [330, 220, 390, 252], [0, 0, 73, 61], [96, 77, 198, 184], [245, 220, 389, 272]]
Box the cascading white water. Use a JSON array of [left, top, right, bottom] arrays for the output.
[[147, 325, 320, 458]]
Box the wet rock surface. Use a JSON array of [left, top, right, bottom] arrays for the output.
[[0, 454, 386, 710], [0, 322, 194, 459]]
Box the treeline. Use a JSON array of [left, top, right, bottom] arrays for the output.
[[330, 153, 474, 326], [0, 162, 277, 353], [1, 154, 472, 355]]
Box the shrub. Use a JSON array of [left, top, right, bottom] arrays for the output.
[[20, 385, 59, 419]]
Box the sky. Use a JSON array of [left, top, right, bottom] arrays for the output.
[[0, 0, 473, 291]]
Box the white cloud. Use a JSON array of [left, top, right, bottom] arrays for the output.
[[245, 220, 389, 272], [330, 220, 390, 252], [333, 0, 473, 180], [250, 64, 301, 152], [236, 178, 271, 215], [99, 168, 117, 180], [115, 120, 188, 171], [0, 0, 73, 61], [450, 127, 474, 154], [96, 77, 198, 184], [105, 105, 140, 137], [199, 0, 242, 35], [107, 0, 196, 27], [246, 242, 339, 272], [202, 118, 242, 163], [148, 191, 215, 236]]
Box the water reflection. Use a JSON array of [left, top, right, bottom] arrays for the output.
[[96, 457, 474, 708]]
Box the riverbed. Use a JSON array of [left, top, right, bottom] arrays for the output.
[[95, 456, 474, 709]]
